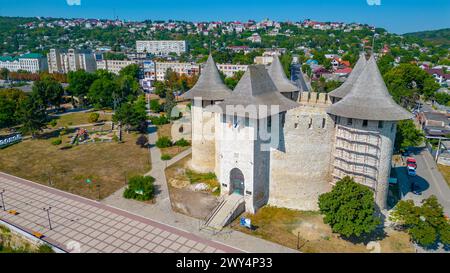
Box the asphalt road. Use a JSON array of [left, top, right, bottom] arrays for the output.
[[399, 147, 450, 216]]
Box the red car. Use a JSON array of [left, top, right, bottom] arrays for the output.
[[407, 157, 417, 165]]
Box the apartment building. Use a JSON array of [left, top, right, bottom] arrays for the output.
[[154, 61, 199, 81], [216, 63, 248, 77], [0, 53, 48, 73], [96, 59, 139, 75], [47, 49, 96, 73], [136, 40, 187, 56]]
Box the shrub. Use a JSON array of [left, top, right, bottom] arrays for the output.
[[161, 154, 172, 161], [51, 138, 62, 145], [136, 135, 148, 147], [174, 138, 190, 147], [88, 112, 100, 123], [49, 119, 57, 127], [112, 135, 119, 142], [37, 244, 54, 253], [123, 176, 155, 201], [155, 136, 172, 148]]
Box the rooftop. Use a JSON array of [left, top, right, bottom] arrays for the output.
[[181, 54, 231, 101], [267, 55, 299, 93], [327, 56, 411, 121], [212, 65, 299, 119], [328, 53, 367, 99]]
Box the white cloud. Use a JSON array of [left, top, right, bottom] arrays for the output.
[[66, 0, 81, 6], [367, 0, 381, 5]]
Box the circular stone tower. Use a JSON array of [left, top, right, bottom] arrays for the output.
[[327, 55, 411, 210], [181, 55, 231, 173]]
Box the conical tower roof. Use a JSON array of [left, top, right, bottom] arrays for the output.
[[181, 54, 231, 101], [212, 65, 299, 118], [328, 53, 367, 99], [327, 56, 411, 121], [267, 55, 299, 93]]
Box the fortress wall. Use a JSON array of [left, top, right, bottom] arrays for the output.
[[217, 115, 257, 213], [190, 105, 216, 173], [269, 103, 335, 211], [376, 121, 397, 210]]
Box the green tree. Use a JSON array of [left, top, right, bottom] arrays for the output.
[[119, 64, 140, 80], [112, 96, 147, 133], [0, 88, 27, 129], [390, 196, 450, 247], [115, 74, 140, 102], [280, 53, 293, 79], [17, 93, 48, 138], [87, 77, 119, 109], [0, 68, 9, 81], [318, 176, 381, 238], [32, 76, 64, 109], [67, 70, 97, 106], [395, 120, 424, 151], [224, 70, 245, 90], [384, 63, 440, 107]]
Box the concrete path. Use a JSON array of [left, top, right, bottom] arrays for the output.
[[0, 172, 239, 253]]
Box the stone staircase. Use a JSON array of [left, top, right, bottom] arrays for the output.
[[202, 194, 245, 232]]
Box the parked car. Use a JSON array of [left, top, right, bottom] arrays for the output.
[[411, 183, 422, 195], [406, 157, 417, 169], [408, 168, 417, 177], [407, 163, 417, 170]]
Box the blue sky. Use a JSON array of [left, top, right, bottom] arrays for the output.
[[0, 0, 448, 33]]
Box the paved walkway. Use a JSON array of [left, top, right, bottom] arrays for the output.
[[0, 172, 239, 253]]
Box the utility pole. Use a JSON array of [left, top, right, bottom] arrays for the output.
[[0, 189, 5, 211], [43, 207, 53, 230], [435, 137, 442, 162]]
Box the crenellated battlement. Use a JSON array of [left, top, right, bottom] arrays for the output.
[[299, 91, 332, 105]]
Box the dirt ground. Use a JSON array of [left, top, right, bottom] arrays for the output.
[[232, 206, 415, 253], [437, 164, 450, 188], [165, 155, 219, 219]]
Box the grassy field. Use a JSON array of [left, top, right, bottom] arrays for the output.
[[437, 164, 450, 188], [0, 130, 150, 200], [50, 111, 112, 128], [231, 206, 414, 253]]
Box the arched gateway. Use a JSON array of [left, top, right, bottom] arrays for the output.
[[229, 168, 245, 196]]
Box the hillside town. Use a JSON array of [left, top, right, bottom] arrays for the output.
[[0, 10, 449, 258]]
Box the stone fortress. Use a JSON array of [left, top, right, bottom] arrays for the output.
[[181, 53, 411, 217]]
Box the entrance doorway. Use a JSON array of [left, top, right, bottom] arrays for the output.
[[230, 168, 245, 196]]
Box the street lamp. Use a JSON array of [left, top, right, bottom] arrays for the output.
[[0, 189, 5, 211], [96, 184, 101, 201], [43, 206, 53, 230]]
